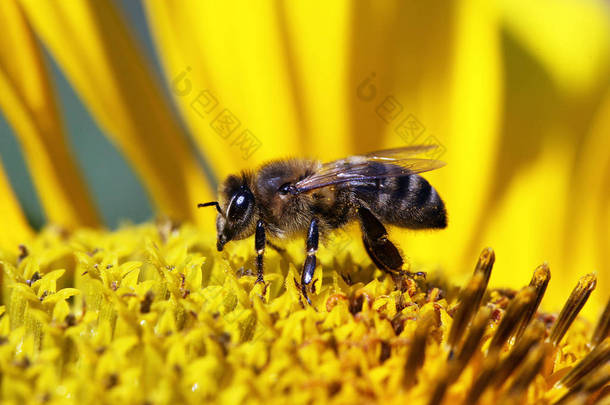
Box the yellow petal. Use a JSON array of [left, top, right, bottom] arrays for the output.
[[18, 0, 212, 223], [278, 0, 352, 158], [565, 88, 610, 317], [337, 1, 503, 282], [457, 2, 610, 316], [349, 1, 456, 152], [0, 157, 32, 251], [145, 1, 303, 179], [480, 137, 572, 309], [0, 0, 100, 228], [396, 0, 503, 277], [499, 0, 610, 95], [442, 0, 502, 269]]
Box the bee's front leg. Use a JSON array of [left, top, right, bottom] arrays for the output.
[[301, 218, 319, 305], [255, 220, 265, 283]]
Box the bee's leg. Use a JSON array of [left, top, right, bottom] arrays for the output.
[[357, 207, 404, 275], [301, 218, 319, 305], [255, 220, 265, 283]]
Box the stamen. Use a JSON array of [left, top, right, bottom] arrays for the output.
[[456, 306, 492, 373], [515, 263, 551, 340], [404, 312, 436, 388], [447, 271, 486, 352], [553, 364, 610, 405], [591, 297, 610, 347], [428, 307, 492, 405], [463, 352, 500, 405], [549, 274, 597, 346], [447, 248, 494, 352], [501, 344, 547, 404], [474, 247, 495, 286], [488, 286, 536, 354], [556, 337, 610, 389], [427, 373, 450, 405], [492, 320, 546, 389], [463, 302, 541, 404]]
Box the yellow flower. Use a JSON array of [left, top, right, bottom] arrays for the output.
[[0, 0, 609, 403], [0, 224, 608, 404]]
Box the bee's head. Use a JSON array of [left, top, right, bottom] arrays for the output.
[[199, 174, 257, 251]]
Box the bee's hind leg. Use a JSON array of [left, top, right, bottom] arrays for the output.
[[299, 218, 319, 305], [358, 207, 403, 273], [357, 207, 425, 282]]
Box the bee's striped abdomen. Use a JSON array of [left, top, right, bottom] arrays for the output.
[[355, 173, 447, 230]]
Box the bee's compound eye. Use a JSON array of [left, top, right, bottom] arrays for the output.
[[227, 187, 254, 222]]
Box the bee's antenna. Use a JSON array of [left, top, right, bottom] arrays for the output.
[[198, 201, 223, 215]]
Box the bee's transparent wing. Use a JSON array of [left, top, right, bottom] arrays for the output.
[[363, 144, 439, 160], [295, 146, 446, 193]]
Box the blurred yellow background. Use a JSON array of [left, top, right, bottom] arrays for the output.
[[0, 0, 608, 316]]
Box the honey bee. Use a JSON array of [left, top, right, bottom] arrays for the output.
[[199, 146, 447, 304]]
